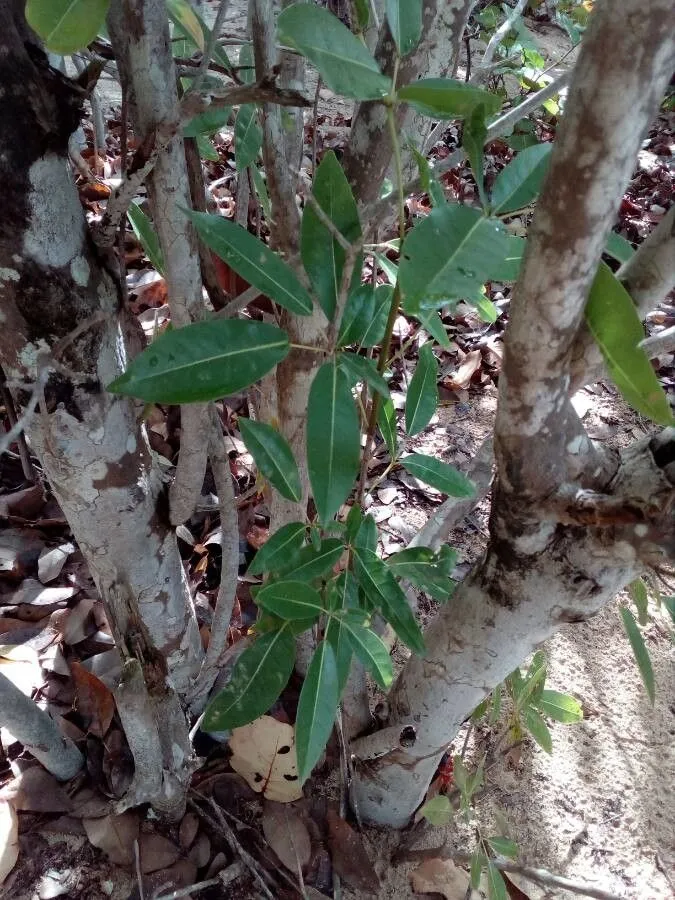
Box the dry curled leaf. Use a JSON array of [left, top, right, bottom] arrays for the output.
[[409, 857, 470, 899], [70, 660, 115, 737], [262, 800, 311, 873], [229, 716, 303, 802], [83, 811, 139, 866], [444, 349, 482, 391], [326, 809, 379, 895], [0, 801, 19, 885]]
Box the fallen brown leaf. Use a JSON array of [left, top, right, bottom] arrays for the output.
[[326, 809, 379, 895], [178, 811, 200, 849], [409, 857, 471, 899], [0, 767, 72, 813], [139, 832, 181, 874], [262, 800, 311, 874], [70, 661, 115, 737], [83, 811, 139, 866], [444, 350, 482, 391]]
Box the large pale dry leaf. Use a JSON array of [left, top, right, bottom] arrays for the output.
[[0, 801, 19, 884], [52, 597, 95, 645], [444, 350, 482, 391], [229, 716, 302, 802], [83, 811, 139, 865], [10, 579, 76, 609], [70, 661, 115, 737], [37, 544, 75, 584], [80, 648, 122, 690], [409, 857, 470, 899], [139, 832, 181, 874], [262, 800, 311, 873], [0, 767, 72, 813], [326, 809, 380, 895]]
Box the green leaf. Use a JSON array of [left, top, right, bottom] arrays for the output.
[[256, 581, 325, 621], [475, 294, 499, 324], [490, 143, 552, 214], [338, 353, 390, 399], [352, 0, 370, 30], [487, 836, 518, 859], [251, 166, 272, 220], [307, 361, 361, 523], [183, 106, 232, 137], [620, 606, 655, 704], [234, 105, 262, 171], [604, 231, 635, 265], [373, 252, 399, 285], [342, 621, 393, 689], [377, 398, 399, 461], [470, 851, 486, 890], [281, 539, 345, 583], [354, 514, 378, 554], [26, 0, 110, 54], [629, 578, 650, 626], [524, 707, 553, 753], [400, 454, 475, 498], [301, 151, 362, 322], [201, 625, 295, 730], [345, 505, 363, 544], [536, 689, 583, 724], [186, 211, 314, 316], [167, 0, 205, 49], [405, 343, 439, 435], [489, 684, 502, 724], [108, 319, 289, 404], [324, 615, 352, 697], [296, 641, 339, 782], [486, 862, 509, 900], [338, 283, 391, 349], [419, 795, 452, 826], [247, 522, 306, 575], [238, 42, 255, 84], [411, 148, 445, 207], [277, 3, 391, 100], [398, 79, 500, 120], [485, 233, 526, 282], [127, 202, 164, 275], [415, 310, 451, 349], [585, 263, 674, 426], [352, 548, 425, 654], [385, 0, 422, 56], [399, 204, 515, 313], [463, 105, 489, 210], [238, 418, 301, 503], [196, 135, 219, 161], [386, 547, 455, 602]]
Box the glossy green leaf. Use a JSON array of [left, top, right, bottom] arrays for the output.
[[277, 4, 391, 100], [247, 522, 306, 575], [373, 252, 399, 286], [201, 625, 295, 730], [352, 548, 425, 654], [411, 148, 446, 207], [26, 0, 109, 54], [338, 353, 390, 399], [342, 621, 393, 689], [463, 105, 489, 210], [281, 538, 345, 583], [186, 211, 313, 315], [401, 454, 475, 498], [490, 143, 552, 214], [405, 343, 438, 435], [301, 151, 362, 321], [252, 166, 272, 220], [296, 641, 339, 782], [307, 361, 361, 523], [420, 795, 452, 826], [470, 851, 486, 890], [377, 398, 398, 461], [620, 606, 655, 704], [324, 614, 352, 697], [196, 135, 219, 161], [475, 295, 499, 324], [238, 418, 301, 502], [487, 837, 518, 859], [399, 204, 515, 313], [485, 233, 526, 282], [415, 310, 451, 349], [238, 42, 255, 84], [385, 0, 422, 56], [167, 0, 204, 48], [183, 106, 232, 137], [127, 202, 164, 275], [234, 105, 262, 171], [604, 231, 635, 264], [398, 79, 500, 120], [108, 319, 289, 404], [486, 862, 509, 900], [629, 577, 650, 626], [524, 707, 552, 753], [256, 581, 325, 621], [536, 690, 583, 724], [386, 547, 455, 602], [338, 283, 392, 349], [585, 262, 674, 426], [354, 514, 378, 554]]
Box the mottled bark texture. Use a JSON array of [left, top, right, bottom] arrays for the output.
[[353, 0, 675, 827], [0, 2, 201, 811]]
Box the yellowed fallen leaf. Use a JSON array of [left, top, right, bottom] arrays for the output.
[[229, 716, 302, 802], [0, 800, 19, 884], [409, 857, 470, 899]]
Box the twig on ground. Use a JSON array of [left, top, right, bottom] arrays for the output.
[[641, 325, 675, 357], [134, 839, 144, 900], [153, 864, 244, 900]]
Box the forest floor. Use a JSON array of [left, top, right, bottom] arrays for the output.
[[1, 2, 673, 899]]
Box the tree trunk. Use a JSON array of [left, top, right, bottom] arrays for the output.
[[0, 2, 200, 816], [354, 0, 675, 827]]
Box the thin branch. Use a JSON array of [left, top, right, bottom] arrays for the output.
[[478, 0, 529, 72], [154, 866, 244, 900], [189, 0, 231, 94]]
